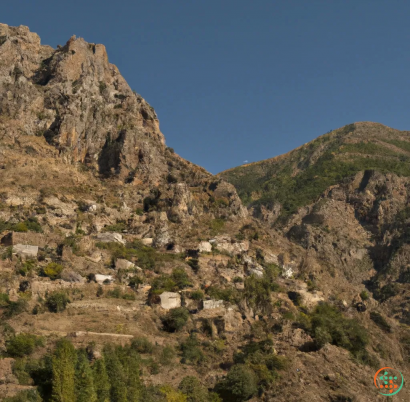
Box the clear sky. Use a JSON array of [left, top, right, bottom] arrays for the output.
[[3, 1, 410, 173]]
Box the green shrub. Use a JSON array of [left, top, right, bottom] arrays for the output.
[[102, 221, 127, 232], [171, 267, 192, 289], [106, 287, 122, 298], [178, 376, 209, 402], [45, 291, 70, 312], [0, 292, 10, 307], [190, 290, 204, 301], [360, 290, 369, 300], [210, 219, 225, 235], [131, 337, 154, 354], [160, 346, 176, 366], [187, 258, 199, 272], [1, 246, 13, 260], [99, 81, 107, 93], [6, 333, 44, 357], [129, 276, 143, 289], [42, 262, 64, 280], [3, 389, 42, 402], [18, 260, 36, 277], [244, 272, 279, 314], [207, 286, 239, 303], [150, 275, 177, 295], [162, 307, 189, 332], [135, 208, 144, 216], [370, 311, 392, 333], [0, 217, 43, 233], [180, 334, 204, 365], [122, 293, 136, 300], [310, 303, 369, 362], [215, 364, 258, 402], [3, 298, 28, 318]]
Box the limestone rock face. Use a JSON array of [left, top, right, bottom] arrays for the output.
[[212, 235, 249, 256], [95, 232, 125, 245], [203, 299, 224, 309], [160, 291, 181, 309], [12, 244, 38, 259], [198, 241, 212, 253], [115, 258, 134, 270]]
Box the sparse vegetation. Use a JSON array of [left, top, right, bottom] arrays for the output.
[[45, 291, 70, 312], [162, 307, 190, 332], [6, 333, 44, 357]]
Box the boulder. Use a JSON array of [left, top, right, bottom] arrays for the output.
[[115, 259, 134, 270], [198, 241, 212, 253], [141, 238, 153, 246], [203, 299, 224, 309], [95, 274, 114, 284], [12, 244, 38, 259], [61, 270, 84, 283], [160, 292, 181, 309], [95, 232, 125, 245], [213, 235, 249, 256], [85, 252, 102, 263]]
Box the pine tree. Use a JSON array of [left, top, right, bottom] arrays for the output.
[[51, 339, 77, 402], [123, 349, 143, 402], [103, 344, 127, 402], [75, 350, 97, 402], [92, 357, 110, 402]]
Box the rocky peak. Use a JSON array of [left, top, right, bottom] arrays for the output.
[[0, 23, 165, 183]]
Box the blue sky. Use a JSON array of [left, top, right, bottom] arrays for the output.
[[3, 1, 410, 173]]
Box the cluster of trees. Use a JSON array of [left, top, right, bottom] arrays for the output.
[[7, 338, 227, 402]]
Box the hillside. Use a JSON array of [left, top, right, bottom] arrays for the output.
[[219, 122, 410, 219], [0, 24, 410, 402]]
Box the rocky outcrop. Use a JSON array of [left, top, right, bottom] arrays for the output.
[[160, 291, 181, 309]]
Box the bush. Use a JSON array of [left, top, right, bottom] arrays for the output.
[[210, 219, 225, 235], [370, 311, 392, 333], [45, 291, 70, 312], [215, 364, 258, 402], [190, 290, 204, 301], [178, 376, 209, 402], [187, 258, 199, 272], [3, 298, 28, 318], [129, 276, 143, 289], [309, 303, 369, 362], [6, 333, 44, 357], [42, 262, 64, 280], [102, 221, 127, 232], [18, 260, 36, 277], [135, 208, 144, 216], [207, 286, 239, 303], [162, 307, 190, 332], [3, 389, 41, 402], [171, 267, 192, 289], [360, 290, 369, 300], [132, 337, 154, 354], [160, 346, 176, 366], [180, 334, 204, 365]]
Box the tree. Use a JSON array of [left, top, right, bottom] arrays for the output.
[[178, 376, 209, 402], [103, 345, 127, 402], [46, 291, 70, 313], [122, 349, 143, 402], [5, 333, 43, 357], [51, 339, 77, 402], [75, 350, 97, 402], [161, 307, 190, 332], [92, 357, 110, 402], [215, 364, 258, 402]]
